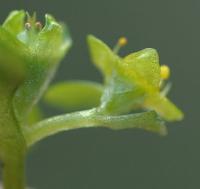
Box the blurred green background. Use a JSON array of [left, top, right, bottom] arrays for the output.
[[0, 0, 198, 188]]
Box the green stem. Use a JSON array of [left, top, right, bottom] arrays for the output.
[[3, 153, 26, 189], [24, 108, 98, 146], [0, 81, 27, 189], [24, 109, 166, 147]]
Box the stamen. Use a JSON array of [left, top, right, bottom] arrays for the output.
[[118, 37, 128, 47], [25, 22, 31, 30], [35, 22, 42, 30], [160, 65, 170, 80], [161, 82, 172, 97], [113, 36, 128, 54]]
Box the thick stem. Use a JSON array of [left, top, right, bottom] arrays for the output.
[[3, 153, 26, 189], [0, 82, 27, 189]]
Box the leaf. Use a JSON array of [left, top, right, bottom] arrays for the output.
[[87, 35, 119, 80], [2, 10, 25, 36], [123, 48, 161, 89], [44, 81, 103, 111]]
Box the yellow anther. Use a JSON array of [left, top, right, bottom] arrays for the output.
[[118, 37, 128, 47], [160, 65, 170, 80], [113, 37, 128, 54]]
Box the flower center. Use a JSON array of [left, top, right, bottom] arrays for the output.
[[17, 12, 43, 45]]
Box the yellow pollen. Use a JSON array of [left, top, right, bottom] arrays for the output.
[[160, 65, 170, 80], [118, 37, 128, 47]]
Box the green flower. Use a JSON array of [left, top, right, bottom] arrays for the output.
[[0, 10, 72, 125], [87, 35, 183, 121]]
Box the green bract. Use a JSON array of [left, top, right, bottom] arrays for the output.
[[0, 10, 184, 189]]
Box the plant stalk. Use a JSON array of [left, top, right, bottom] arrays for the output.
[[24, 108, 166, 147], [0, 82, 27, 189], [3, 153, 26, 189]]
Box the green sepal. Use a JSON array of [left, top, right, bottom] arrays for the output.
[[87, 35, 120, 81], [44, 81, 103, 111], [99, 72, 145, 114], [123, 48, 161, 89], [0, 26, 26, 86], [2, 10, 25, 36], [144, 93, 184, 121]]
